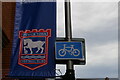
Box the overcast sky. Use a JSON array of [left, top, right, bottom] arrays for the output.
[[56, 0, 118, 78]]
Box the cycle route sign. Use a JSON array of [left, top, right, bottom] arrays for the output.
[[55, 42, 83, 59]]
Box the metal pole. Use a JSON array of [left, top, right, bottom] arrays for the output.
[[65, 0, 72, 41], [63, 0, 75, 80]]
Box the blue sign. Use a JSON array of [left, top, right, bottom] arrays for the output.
[[55, 42, 83, 59]]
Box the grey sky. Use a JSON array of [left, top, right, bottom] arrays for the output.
[[56, 0, 118, 78]]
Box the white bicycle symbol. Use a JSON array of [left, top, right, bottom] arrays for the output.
[[58, 44, 80, 57]]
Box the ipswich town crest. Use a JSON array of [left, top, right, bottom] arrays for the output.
[[18, 29, 51, 70]]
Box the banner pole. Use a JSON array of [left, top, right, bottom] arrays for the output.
[[63, 0, 75, 80]]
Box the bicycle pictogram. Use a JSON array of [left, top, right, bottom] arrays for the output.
[[58, 44, 80, 57]]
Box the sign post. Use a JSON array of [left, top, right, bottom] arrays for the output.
[[55, 0, 86, 79], [64, 0, 75, 79]]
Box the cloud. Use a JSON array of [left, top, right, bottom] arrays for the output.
[[75, 64, 118, 78], [72, 2, 118, 43], [57, 1, 65, 37]]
